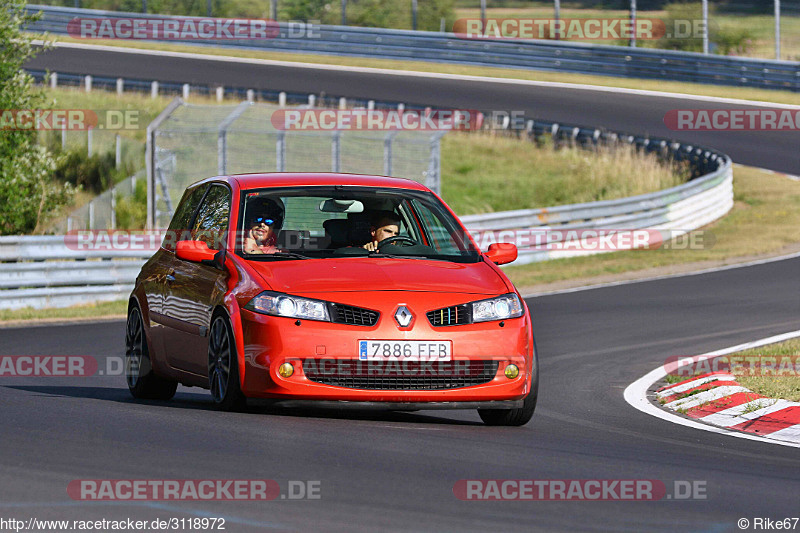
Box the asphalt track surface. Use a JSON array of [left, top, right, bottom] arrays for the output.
[[25, 44, 800, 174], [1, 256, 799, 531], [7, 44, 799, 531]]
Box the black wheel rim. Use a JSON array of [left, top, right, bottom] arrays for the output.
[[208, 318, 231, 403], [125, 308, 143, 388]]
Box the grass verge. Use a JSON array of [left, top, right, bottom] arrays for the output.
[[441, 132, 685, 214], [731, 338, 800, 402], [0, 299, 128, 324], [506, 164, 800, 292], [41, 35, 800, 107]]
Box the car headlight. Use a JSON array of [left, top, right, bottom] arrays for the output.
[[245, 291, 331, 322], [471, 293, 524, 323]]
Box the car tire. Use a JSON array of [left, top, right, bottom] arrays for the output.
[[125, 304, 178, 401], [208, 313, 247, 412], [478, 386, 537, 427]]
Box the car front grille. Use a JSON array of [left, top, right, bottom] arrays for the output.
[[427, 304, 471, 327], [302, 359, 499, 390], [328, 303, 379, 326]]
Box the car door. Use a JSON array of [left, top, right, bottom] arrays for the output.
[[146, 184, 208, 364], [161, 183, 232, 377]]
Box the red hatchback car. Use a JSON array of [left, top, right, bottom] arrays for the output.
[[126, 173, 538, 425]]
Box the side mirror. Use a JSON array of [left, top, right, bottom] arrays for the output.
[[176, 240, 217, 265], [485, 243, 517, 265]]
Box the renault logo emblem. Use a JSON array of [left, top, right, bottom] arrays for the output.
[[394, 305, 414, 328]]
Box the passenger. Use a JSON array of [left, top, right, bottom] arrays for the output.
[[243, 198, 284, 254], [363, 211, 401, 252]]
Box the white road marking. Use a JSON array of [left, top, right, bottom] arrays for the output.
[[663, 386, 749, 410], [700, 399, 797, 427], [656, 373, 736, 398], [623, 330, 800, 448]]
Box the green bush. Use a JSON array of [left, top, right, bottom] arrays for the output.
[[0, 0, 74, 235], [657, 1, 705, 53], [115, 178, 147, 230], [712, 26, 754, 56], [52, 149, 132, 194]]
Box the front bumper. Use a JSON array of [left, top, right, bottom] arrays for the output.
[[238, 294, 535, 402]]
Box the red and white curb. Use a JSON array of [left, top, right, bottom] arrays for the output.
[[624, 330, 800, 448]]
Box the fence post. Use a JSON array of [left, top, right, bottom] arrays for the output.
[[146, 97, 184, 230], [115, 134, 122, 168], [111, 188, 117, 229], [50, 72, 57, 89], [182, 83, 190, 100], [331, 131, 341, 172], [117, 77, 124, 95], [247, 89, 254, 102], [217, 102, 251, 175], [61, 128, 66, 150], [427, 132, 445, 194], [151, 81, 159, 99], [308, 94, 316, 107], [88, 201, 95, 230], [339, 97, 347, 110], [276, 131, 286, 172], [216, 86, 224, 102], [279, 92, 286, 107], [383, 132, 396, 176], [87, 127, 93, 157], [84, 75, 92, 92]]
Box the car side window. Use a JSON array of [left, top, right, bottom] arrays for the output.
[[192, 185, 231, 251], [163, 184, 208, 251]]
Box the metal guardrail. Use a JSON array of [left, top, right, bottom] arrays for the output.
[[25, 4, 800, 92]]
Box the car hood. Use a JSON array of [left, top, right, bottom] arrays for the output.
[[248, 257, 508, 295]]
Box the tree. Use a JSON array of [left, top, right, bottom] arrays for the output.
[[0, 1, 72, 235]]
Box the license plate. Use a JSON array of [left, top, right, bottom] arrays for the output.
[[358, 340, 452, 361]]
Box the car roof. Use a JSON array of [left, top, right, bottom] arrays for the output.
[[196, 173, 431, 192]]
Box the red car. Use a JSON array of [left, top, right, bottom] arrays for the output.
[[126, 173, 538, 426]]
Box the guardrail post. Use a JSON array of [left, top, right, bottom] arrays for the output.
[[246, 89, 254, 102], [339, 97, 347, 110], [87, 127, 93, 157], [367, 100, 375, 111], [84, 75, 92, 92], [115, 134, 121, 169], [88, 201, 95, 230], [151, 81, 159, 99], [308, 94, 316, 107], [279, 92, 286, 107], [50, 72, 57, 89], [182, 83, 190, 100], [116, 77, 124, 95], [216, 86, 224, 102], [61, 128, 66, 150]]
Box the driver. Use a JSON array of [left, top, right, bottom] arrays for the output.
[[243, 197, 285, 255], [362, 211, 401, 252]]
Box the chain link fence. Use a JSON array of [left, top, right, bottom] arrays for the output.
[[148, 100, 446, 229]]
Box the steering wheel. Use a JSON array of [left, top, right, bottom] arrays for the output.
[[377, 235, 418, 250]]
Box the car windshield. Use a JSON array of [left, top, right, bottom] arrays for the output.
[[237, 186, 480, 262]]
